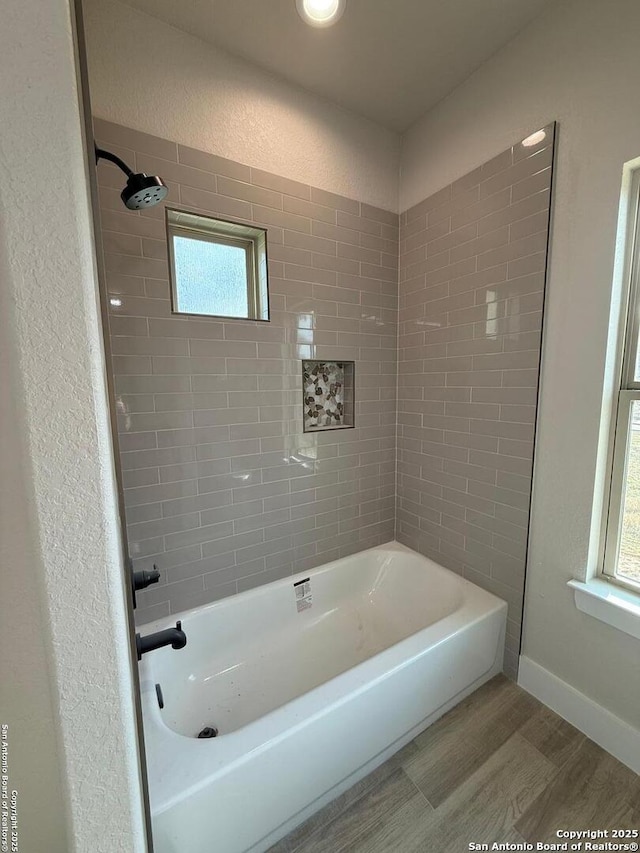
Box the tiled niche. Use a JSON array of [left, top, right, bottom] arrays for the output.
[[302, 360, 355, 432]]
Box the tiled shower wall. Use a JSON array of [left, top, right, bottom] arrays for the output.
[[96, 118, 553, 673], [396, 125, 554, 678], [94, 119, 398, 625]]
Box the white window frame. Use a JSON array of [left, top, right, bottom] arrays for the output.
[[166, 208, 269, 321], [603, 170, 640, 592]]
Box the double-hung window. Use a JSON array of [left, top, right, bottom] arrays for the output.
[[604, 174, 640, 590]]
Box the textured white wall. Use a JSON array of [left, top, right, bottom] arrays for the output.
[[0, 0, 146, 849], [0, 271, 69, 849], [402, 0, 640, 729], [83, 0, 400, 212]]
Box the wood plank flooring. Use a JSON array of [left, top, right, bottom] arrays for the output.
[[268, 676, 640, 853]]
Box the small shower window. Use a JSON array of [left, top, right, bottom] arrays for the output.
[[167, 208, 269, 321]]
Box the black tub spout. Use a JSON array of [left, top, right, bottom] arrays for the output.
[[136, 620, 187, 660]]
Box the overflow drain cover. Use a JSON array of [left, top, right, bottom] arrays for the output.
[[197, 726, 218, 739]]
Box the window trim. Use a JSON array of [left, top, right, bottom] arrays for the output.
[[602, 170, 640, 592], [165, 207, 270, 322]]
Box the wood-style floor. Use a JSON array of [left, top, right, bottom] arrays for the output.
[[269, 675, 640, 853]]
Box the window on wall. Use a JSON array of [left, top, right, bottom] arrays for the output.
[[604, 175, 640, 590], [167, 208, 269, 321]]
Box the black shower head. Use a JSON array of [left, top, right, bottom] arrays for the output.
[[95, 146, 168, 210], [121, 173, 168, 210]]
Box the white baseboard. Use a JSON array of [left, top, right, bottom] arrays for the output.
[[518, 656, 640, 775]]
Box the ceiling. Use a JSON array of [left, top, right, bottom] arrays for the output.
[[120, 0, 555, 132]]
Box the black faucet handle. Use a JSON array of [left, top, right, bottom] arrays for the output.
[[133, 566, 161, 592]]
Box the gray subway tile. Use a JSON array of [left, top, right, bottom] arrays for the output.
[[284, 195, 337, 224], [312, 219, 360, 246], [310, 186, 359, 214], [161, 490, 233, 518], [177, 144, 250, 181], [111, 336, 189, 357], [253, 205, 312, 234], [478, 189, 550, 237], [251, 167, 310, 200], [179, 184, 253, 221], [217, 175, 283, 209], [142, 154, 219, 193]]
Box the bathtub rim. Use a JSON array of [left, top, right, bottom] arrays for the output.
[[139, 540, 487, 639]]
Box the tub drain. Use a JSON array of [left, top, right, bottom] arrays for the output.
[[197, 726, 218, 739]]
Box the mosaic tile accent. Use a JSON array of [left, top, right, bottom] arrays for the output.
[[302, 361, 355, 431]]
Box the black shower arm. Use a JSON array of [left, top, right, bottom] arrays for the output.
[[95, 146, 134, 178]]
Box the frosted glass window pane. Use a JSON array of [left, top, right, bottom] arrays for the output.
[[618, 400, 640, 584], [173, 235, 248, 318]]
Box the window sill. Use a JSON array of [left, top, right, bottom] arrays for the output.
[[568, 577, 640, 640]]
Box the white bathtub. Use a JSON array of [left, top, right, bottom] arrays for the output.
[[139, 541, 507, 853]]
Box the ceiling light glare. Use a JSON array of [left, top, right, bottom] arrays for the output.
[[296, 0, 345, 28], [521, 129, 546, 148]]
